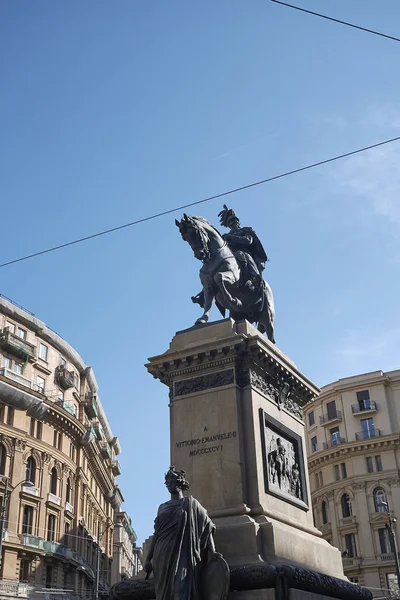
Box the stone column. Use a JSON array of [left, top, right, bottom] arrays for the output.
[[353, 482, 373, 559], [327, 490, 340, 549], [146, 319, 345, 578]]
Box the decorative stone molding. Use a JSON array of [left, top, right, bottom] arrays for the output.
[[353, 482, 366, 491], [388, 478, 400, 487], [14, 438, 26, 452], [174, 369, 234, 397]]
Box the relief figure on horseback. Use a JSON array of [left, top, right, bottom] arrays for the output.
[[175, 205, 275, 343]]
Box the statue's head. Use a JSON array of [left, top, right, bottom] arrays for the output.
[[165, 466, 190, 493], [175, 214, 210, 262], [218, 205, 240, 229]]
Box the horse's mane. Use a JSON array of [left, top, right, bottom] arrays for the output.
[[190, 216, 222, 239]]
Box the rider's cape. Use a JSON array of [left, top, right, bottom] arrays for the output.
[[239, 227, 268, 264]]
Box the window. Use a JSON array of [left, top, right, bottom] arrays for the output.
[[379, 527, 393, 554], [311, 436, 318, 452], [326, 400, 337, 420], [29, 418, 35, 437], [70, 444, 76, 462], [1, 356, 10, 369], [16, 327, 26, 340], [7, 407, 14, 426], [366, 457, 373, 473], [341, 493, 352, 518], [349, 578, 359, 584], [356, 389, 370, 410], [45, 565, 53, 588], [47, 514, 56, 542], [13, 363, 23, 375], [22, 506, 34, 534], [360, 417, 375, 439], [334, 465, 340, 481], [330, 426, 340, 442], [58, 433, 63, 451], [25, 456, 36, 486], [341, 463, 347, 479], [50, 468, 58, 495], [19, 559, 31, 582], [386, 574, 399, 597], [374, 488, 387, 512], [0, 444, 5, 475], [376, 455, 383, 472], [36, 421, 42, 440], [321, 501, 328, 524], [318, 472, 323, 487], [6, 322, 15, 334], [65, 522, 70, 546], [66, 478, 71, 504], [308, 411, 315, 426], [344, 533, 357, 557], [39, 343, 48, 361], [57, 390, 64, 402], [60, 358, 67, 368], [36, 376, 45, 394]]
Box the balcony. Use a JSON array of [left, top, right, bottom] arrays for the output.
[[379, 553, 397, 562], [92, 419, 103, 440], [111, 459, 121, 476], [20, 534, 44, 549], [343, 557, 362, 568], [323, 437, 346, 450], [0, 580, 30, 597], [47, 492, 61, 506], [55, 366, 75, 390], [0, 367, 32, 389], [56, 400, 76, 416], [320, 410, 343, 426], [85, 394, 98, 419], [82, 426, 95, 445], [43, 541, 69, 556], [22, 484, 40, 497], [100, 442, 112, 459], [65, 501, 74, 514], [355, 429, 381, 441], [0, 328, 35, 362], [351, 401, 377, 414]]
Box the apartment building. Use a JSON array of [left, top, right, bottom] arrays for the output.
[[305, 370, 400, 596]]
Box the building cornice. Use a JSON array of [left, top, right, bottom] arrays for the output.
[[308, 434, 400, 470]]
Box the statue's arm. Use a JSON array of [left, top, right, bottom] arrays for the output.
[[223, 232, 253, 246]]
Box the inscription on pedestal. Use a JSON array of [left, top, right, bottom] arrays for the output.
[[260, 410, 309, 510], [176, 430, 237, 457]]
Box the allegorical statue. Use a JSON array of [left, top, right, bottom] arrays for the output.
[[143, 467, 229, 600], [175, 205, 275, 343]]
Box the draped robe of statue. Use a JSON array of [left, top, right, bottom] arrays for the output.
[[152, 496, 215, 600]]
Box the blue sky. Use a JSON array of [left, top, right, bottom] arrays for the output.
[[1, 1, 400, 543]]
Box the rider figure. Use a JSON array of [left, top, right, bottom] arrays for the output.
[[218, 204, 268, 291]]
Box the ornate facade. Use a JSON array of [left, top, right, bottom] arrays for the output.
[[305, 370, 400, 596], [0, 295, 125, 598]]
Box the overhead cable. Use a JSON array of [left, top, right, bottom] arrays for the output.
[[270, 0, 400, 43], [1, 135, 400, 269]]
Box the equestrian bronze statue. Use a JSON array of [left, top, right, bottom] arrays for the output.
[[175, 205, 275, 343]]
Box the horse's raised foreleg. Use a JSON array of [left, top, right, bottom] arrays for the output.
[[195, 280, 214, 325]]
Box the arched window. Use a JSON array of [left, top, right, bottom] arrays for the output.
[[0, 444, 6, 475], [25, 456, 36, 486], [374, 488, 388, 512], [321, 501, 328, 524], [50, 468, 58, 496], [47, 514, 56, 542], [66, 478, 71, 504], [341, 493, 352, 518]]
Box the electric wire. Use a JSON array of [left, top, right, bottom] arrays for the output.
[[270, 0, 400, 43], [1, 135, 400, 269]]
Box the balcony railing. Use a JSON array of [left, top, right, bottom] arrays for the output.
[[351, 401, 377, 414], [0, 580, 30, 597], [111, 459, 121, 476], [22, 484, 40, 497], [55, 366, 75, 390], [56, 400, 76, 416], [0, 328, 35, 361], [82, 426, 95, 445], [85, 394, 98, 419], [47, 492, 61, 506], [20, 534, 44, 549], [65, 501, 74, 514], [355, 429, 381, 440], [320, 410, 343, 425], [323, 437, 346, 450], [100, 442, 112, 459], [43, 541, 70, 556], [379, 553, 396, 561], [343, 557, 361, 568], [92, 419, 103, 440], [0, 367, 32, 389]]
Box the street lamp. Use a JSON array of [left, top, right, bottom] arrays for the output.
[[378, 501, 400, 595], [0, 477, 35, 570]]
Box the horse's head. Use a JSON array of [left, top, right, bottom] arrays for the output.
[[175, 214, 210, 262]]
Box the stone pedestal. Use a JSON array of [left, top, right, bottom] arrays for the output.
[[146, 319, 344, 579]]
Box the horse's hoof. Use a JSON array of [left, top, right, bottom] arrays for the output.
[[195, 318, 208, 325]]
